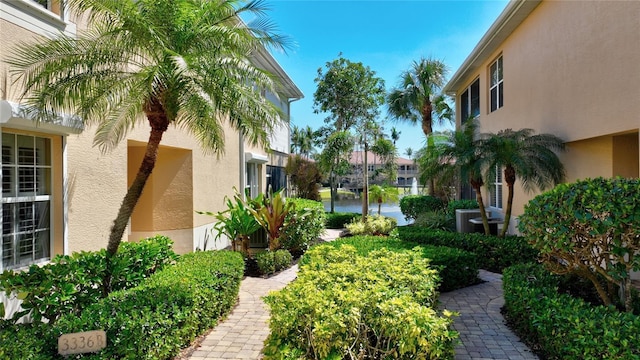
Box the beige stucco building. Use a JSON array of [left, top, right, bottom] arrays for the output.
[[444, 0, 640, 234], [0, 0, 302, 272]]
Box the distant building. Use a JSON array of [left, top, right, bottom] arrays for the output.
[[340, 151, 418, 189]]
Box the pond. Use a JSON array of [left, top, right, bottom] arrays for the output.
[[322, 198, 409, 226]]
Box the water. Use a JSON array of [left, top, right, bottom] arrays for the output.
[[322, 198, 408, 226]]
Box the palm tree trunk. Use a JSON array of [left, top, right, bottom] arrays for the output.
[[471, 181, 490, 235], [377, 199, 382, 215], [421, 103, 435, 197], [362, 142, 369, 222], [499, 166, 516, 238]]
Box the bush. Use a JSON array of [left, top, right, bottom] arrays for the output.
[[0, 235, 178, 324], [324, 211, 360, 229], [0, 250, 244, 359], [397, 226, 538, 273], [446, 199, 478, 215], [264, 245, 458, 359], [503, 263, 640, 359], [414, 210, 455, 231], [399, 195, 446, 222], [304, 236, 479, 292], [280, 198, 326, 255], [0, 320, 50, 359], [519, 177, 640, 312], [346, 215, 397, 236], [256, 250, 293, 275]]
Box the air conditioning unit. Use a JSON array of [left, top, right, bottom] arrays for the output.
[[455, 209, 491, 233]]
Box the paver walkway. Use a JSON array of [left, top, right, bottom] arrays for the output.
[[187, 230, 538, 360], [439, 270, 539, 360]]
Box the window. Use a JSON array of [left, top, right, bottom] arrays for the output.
[[490, 166, 503, 209], [489, 56, 503, 112], [266, 165, 286, 193], [2, 133, 52, 270], [460, 78, 480, 123]]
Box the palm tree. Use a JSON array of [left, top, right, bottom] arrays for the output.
[[390, 127, 401, 145], [290, 125, 302, 155], [368, 185, 399, 215], [300, 125, 315, 159], [483, 128, 565, 237], [440, 119, 491, 234], [387, 58, 453, 196], [9, 0, 290, 258]]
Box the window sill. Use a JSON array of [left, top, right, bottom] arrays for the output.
[[1, 0, 76, 36]]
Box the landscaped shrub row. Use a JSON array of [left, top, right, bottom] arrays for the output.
[[281, 198, 326, 255], [263, 245, 458, 359], [397, 226, 538, 273], [324, 211, 360, 229], [256, 250, 293, 275], [503, 263, 640, 359], [399, 195, 446, 222], [346, 214, 397, 235], [303, 235, 479, 292], [0, 235, 178, 324], [0, 250, 244, 359]]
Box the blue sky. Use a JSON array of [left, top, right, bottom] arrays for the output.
[[263, 0, 509, 157]]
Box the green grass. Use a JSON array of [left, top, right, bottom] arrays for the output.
[[319, 188, 356, 200]]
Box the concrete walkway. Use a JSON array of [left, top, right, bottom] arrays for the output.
[[439, 270, 539, 360], [186, 230, 538, 359]]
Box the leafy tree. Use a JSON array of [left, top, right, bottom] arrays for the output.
[[387, 57, 453, 196], [285, 155, 321, 200], [483, 128, 565, 237], [317, 130, 354, 213], [439, 119, 491, 234], [8, 0, 289, 288], [313, 56, 385, 217], [368, 185, 399, 215]]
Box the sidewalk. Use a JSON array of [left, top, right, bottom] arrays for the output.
[[186, 230, 538, 359]]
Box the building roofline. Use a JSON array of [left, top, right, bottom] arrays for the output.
[[251, 46, 304, 101], [443, 0, 542, 95]]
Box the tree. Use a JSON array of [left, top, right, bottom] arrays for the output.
[[390, 127, 401, 145], [483, 128, 565, 237], [285, 155, 321, 200], [9, 0, 289, 261], [317, 130, 353, 213], [387, 58, 453, 196], [368, 185, 399, 215], [439, 119, 491, 234], [313, 55, 386, 218], [371, 137, 397, 185]]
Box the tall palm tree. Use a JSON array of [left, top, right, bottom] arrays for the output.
[[390, 127, 401, 145], [387, 57, 453, 196], [440, 119, 491, 234], [368, 185, 399, 215], [9, 0, 290, 258], [299, 125, 315, 159], [290, 125, 302, 155], [483, 128, 565, 237]]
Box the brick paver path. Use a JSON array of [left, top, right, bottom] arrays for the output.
[[439, 270, 539, 360], [188, 230, 539, 359]]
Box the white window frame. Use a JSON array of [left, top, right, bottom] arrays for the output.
[[1, 132, 53, 271], [489, 56, 504, 112], [490, 166, 503, 210], [460, 78, 480, 122]]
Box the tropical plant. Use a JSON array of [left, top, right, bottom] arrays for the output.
[[483, 128, 565, 237], [7, 0, 289, 268], [285, 155, 322, 200], [390, 127, 401, 145], [371, 137, 398, 184], [198, 189, 261, 256], [439, 119, 491, 234], [248, 188, 296, 251], [368, 185, 399, 215], [416, 133, 456, 201], [387, 57, 453, 196], [316, 130, 354, 213]]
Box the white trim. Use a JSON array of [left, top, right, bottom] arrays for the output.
[[245, 152, 268, 164], [62, 135, 68, 255], [0, 0, 76, 37], [0, 100, 83, 135]]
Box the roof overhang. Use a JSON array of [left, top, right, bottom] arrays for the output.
[[251, 46, 304, 101], [443, 0, 542, 95], [245, 152, 269, 164], [0, 100, 83, 135]]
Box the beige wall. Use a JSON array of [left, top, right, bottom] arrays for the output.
[[454, 0, 640, 221]]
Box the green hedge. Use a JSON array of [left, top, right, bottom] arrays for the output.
[[399, 195, 446, 222], [281, 198, 326, 255], [264, 244, 458, 359], [0, 250, 244, 359], [324, 211, 360, 229], [256, 249, 293, 275], [503, 263, 640, 359], [303, 236, 479, 292], [397, 226, 538, 273]]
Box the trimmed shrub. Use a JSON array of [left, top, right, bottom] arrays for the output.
[[281, 198, 326, 255], [0, 235, 178, 324], [503, 263, 640, 359], [397, 226, 538, 273], [399, 195, 446, 222], [324, 211, 360, 229], [304, 236, 479, 292], [0, 250, 244, 359], [414, 210, 455, 231], [256, 250, 293, 276], [0, 320, 49, 359], [446, 199, 478, 215], [264, 245, 458, 359], [346, 215, 397, 236]]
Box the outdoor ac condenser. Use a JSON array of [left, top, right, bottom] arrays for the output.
[[455, 209, 491, 233]]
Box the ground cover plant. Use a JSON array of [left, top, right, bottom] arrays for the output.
[[306, 235, 479, 292], [256, 250, 293, 276], [0, 250, 244, 359], [346, 214, 397, 236], [396, 226, 538, 273], [503, 263, 640, 359], [263, 244, 458, 359]]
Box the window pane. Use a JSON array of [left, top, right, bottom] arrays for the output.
[[3, 167, 14, 197], [490, 62, 497, 86], [471, 80, 480, 117], [498, 82, 504, 108], [2, 203, 12, 235], [34, 230, 50, 261], [35, 137, 51, 166], [35, 201, 50, 230], [498, 57, 503, 80], [36, 168, 52, 195], [461, 89, 469, 122], [17, 136, 34, 165], [18, 168, 36, 196], [2, 235, 13, 268], [2, 133, 14, 165], [18, 202, 35, 232], [491, 87, 497, 112], [18, 234, 34, 266]]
